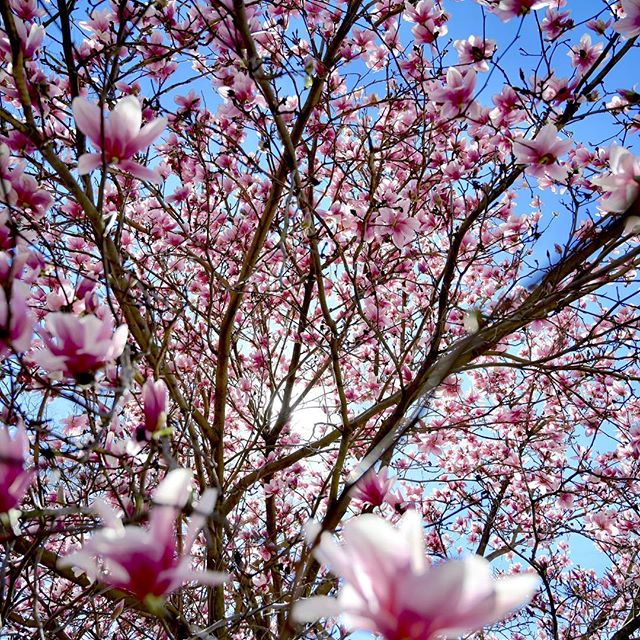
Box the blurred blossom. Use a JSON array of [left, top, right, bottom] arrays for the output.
[[293, 511, 538, 639], [33, 312, 128, 383], [591, 143, 640, 212], [0, 421, 34, 513], [60, 469, 228, 604]]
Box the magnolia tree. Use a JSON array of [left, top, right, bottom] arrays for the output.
[[3, 0, 640, 638]]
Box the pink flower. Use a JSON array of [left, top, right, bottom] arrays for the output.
[[491, 0, 552, 21], [72, 96, 166, 183], [0, 18, 45, 59], [431, 68, 478, 118], [293, 512, 538, 639], [591, 143, 640, 212], [142, 378, 169, 435], [454, 35, 497, 72], [567, 34, 603, 74], [0, 279, 34, 356], [0, 421, 34, 513], [613, 0, 640, 39], [403, 0, 448, 45], [33, 312, 128, 383], [512, 124, 572, 182], [375, 206, 420, 248], [351, 466, 401, 508], [60, 469, 228, 603]]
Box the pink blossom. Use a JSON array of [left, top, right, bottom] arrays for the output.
[[375, 206, 420, 248], [72, 96, 166, 183], [491, 0, 552, 21], [403, 0, 448, 45], [293, 511, 538, 639], [59, 469, 228, 603], [512, 124, 572, 182], [0, 18, 45, 59], [0, 421, 34, 513], [142, 378, 169, 435], [591, 143, 640, 212], [351, 467, 401, 508], [431, 68, 478, 118], [454, 35, 497, 72], [567, 35, 603, 74], [541, 9, 574, 40], [0, 279, 34, 356], [33, 312, 128, 382], [613, 0, 640, 39]]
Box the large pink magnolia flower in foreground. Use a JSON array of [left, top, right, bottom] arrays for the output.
[[0, 422, 34, 513], [33, 312, 128, 382], [60, 469, 227, 603], [613, 0, 640, 39], [72, 96, 166, 182], [592, 143, 640, 212], [512, 124, 572, 182], [293, 512, 537, 640]]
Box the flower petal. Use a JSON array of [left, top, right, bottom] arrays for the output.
[[72, 98, 104, 147], [291, 596, 343, 623]]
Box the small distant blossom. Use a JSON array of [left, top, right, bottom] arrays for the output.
[[0, 421, 34, 513], [591, 143, 640, 212], [72, 96, 166, 182], [587, 18, 611, 35], [613, 0, 640, 39], [293, 511, 538, 640], [512, 124, 572, 182], [60, 469, 228, 603], [454, 35, 496, 72], [142, 378, 169, 437], [33, 312, 128, 383], [351, 467, 401, 508]]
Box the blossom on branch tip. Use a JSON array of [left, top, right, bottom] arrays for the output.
[[33, 312, 128, 383], [72, 96, 166, 183], [142, 378, 169, 436], [292, 511, 538, 640], [512, 124, 572, 182], [0, 421, 34, 513], [59, 469, 228, 604], [613, 0, 640, 39], [591, 143, 640, 212]]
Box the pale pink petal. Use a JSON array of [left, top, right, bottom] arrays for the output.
[[184, 488, 217, 552], [129, 117, 167, 155], [77, 153, 104, 175], [92, 498, 124, 531], [292, 596, 343, 623], [116, 159, 163, 183], [150, 468, 192, 534], [72, 98, 104, 147], [108, 96, 142, 154]]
